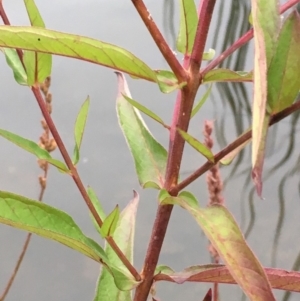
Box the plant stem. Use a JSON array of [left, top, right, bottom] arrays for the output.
[[133, 2, 217, 300], [190, 0, 217, 75], [172, 99, 300, 194], [31, 87, 140, 281], [202, 0, 300, 74], [0, 233, 32, 301], [131, 0, 187, 83]]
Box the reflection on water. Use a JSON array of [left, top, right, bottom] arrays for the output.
[[163, 1, 300, 300]]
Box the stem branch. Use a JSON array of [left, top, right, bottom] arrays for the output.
[[32, 87, 140, 281], [202, 0, 300, 74], [172, 99, 300, 194], [131, 0, 187, 83]]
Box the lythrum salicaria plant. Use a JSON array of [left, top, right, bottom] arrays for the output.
[[1, 0, 300, 301]]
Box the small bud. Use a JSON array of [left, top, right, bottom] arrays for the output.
[[37, 159, 47, 170], [46, 93, 52, 104], [39, 176, 47, 189], [47, 138, 57, 152], [41, 119, 48, 130], [46, 102, 52, 114]]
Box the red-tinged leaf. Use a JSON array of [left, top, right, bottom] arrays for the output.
[[251, 0, 279, 196], [252, 115, 270, 196], [0, 26, 157, 83], [116, 72, 167, 189], [154, 265, 300, 293], [203, 69, 253, 83], [202, 289, 212, 301], [161, 194, 276, 301], [268, 11, 300, 113]]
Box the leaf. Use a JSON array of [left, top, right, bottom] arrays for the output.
[[1, 48, 27, 85], [116, 72, 168, 189], [176, 0, 198, 54], [100, 206, 120, 238], [73, 97, 90, 165], [87, 186, 106, 235], [191, 84, 212, 118], [87, 186, 106, 222], [123, 95, 168, 128], [162, 193, 276, 301], [24, 0, 45, 27], [176, 128, 214, 162], [220, 128, 251, 165], [203, 69, 253, 83], [154, 70, 187, 93], [94, 191, 140, 299], [154, 264, 300, 293], [0, 128, 69, 172], [0, 191, 108, 263], [202, 289, 212, 301], [202, 49, 215, 61], [267, 11, 300, 114], [23, 0, 52, 85], [0, 26, 158, 84], [251, 0, 279, 196]]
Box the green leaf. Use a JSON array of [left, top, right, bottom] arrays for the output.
[[165, 193, 276, 301], [177, 128, 214, 162], [202, 48, 215, 61], [203, 69, 253, 83], [267, 11, 300, 113], [87, 186, 106, 234], [176, 0, 198, 54], [94, 191, 141, 299], [24, 0, 45, 27], [0, 191, 108, 263], [1, 48, 27, 85], [100, 206, 120, 238], [251, 0, 279, 196], [123, 95, 168, 128], [191, 84, 212, 118], [154, 70, 187, 93], [73, 97, 90, 165], [23, 1, 52, 85], [23, 50, 52, 86], [116, 72, 168, 189], [0, 26, 158, 84], [0, 128, 69, 173]]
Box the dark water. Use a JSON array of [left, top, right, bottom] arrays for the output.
[[1, 1, 300, 300]]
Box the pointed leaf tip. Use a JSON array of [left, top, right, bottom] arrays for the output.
[[116, 73, 167, 189]]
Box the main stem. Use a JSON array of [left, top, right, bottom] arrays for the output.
[[133, 1, 216, 300]]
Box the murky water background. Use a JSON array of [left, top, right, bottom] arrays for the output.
[[1, 1, 300, 300]]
